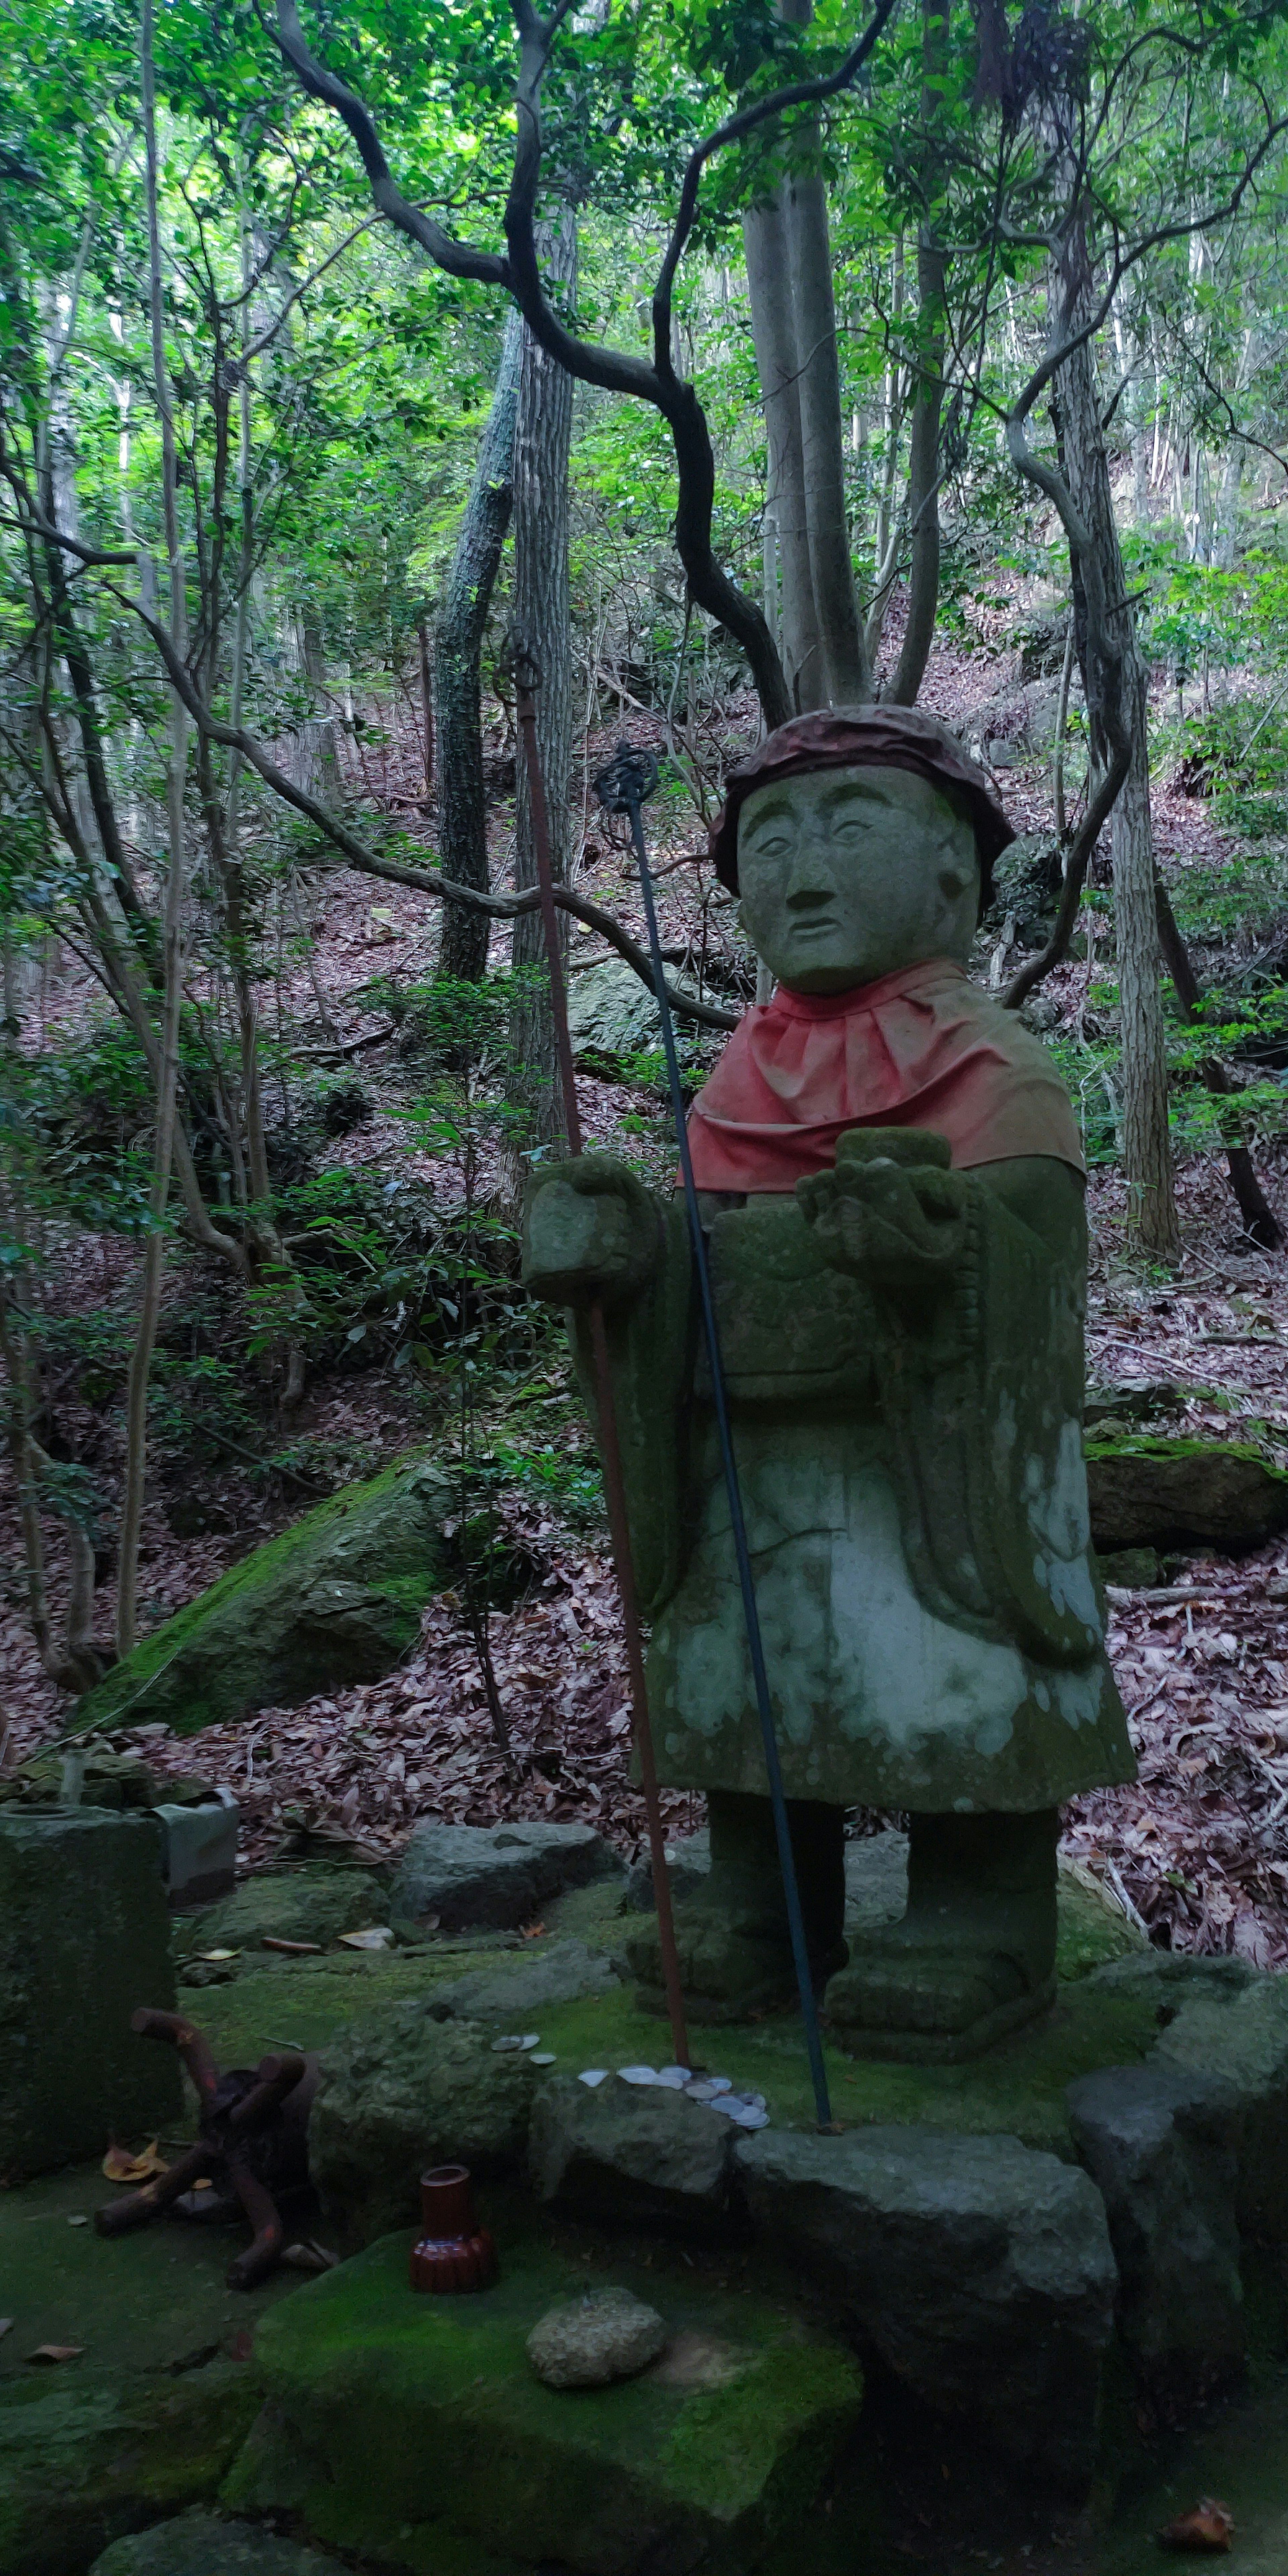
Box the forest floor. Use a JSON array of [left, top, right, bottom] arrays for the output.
[[6, 607, 1288, 1967]]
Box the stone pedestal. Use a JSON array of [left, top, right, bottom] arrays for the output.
[[0, 1810, 181, 2180]]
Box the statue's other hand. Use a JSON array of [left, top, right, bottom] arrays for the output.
[[522, 1154, 663, 1309], [798, 1157, 969, 1291]]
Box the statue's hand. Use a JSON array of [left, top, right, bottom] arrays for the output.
[[522, 1155, 663, 1309], [797, 1156, 970, 1293]]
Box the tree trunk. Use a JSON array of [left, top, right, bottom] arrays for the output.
[[510, 212, 577, 1146], [743, 197, 823, 711], [118, 0, 192, 1658], [888, 0, 949, 707], [783, 150, 869, 705], [740, 0, 869, 713], [435, 309, 524, 982], [1053, 257, 1177, 1259]]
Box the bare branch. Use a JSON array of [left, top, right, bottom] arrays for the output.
[[112, 584, 736, 1030], [1002, 744, 1130, 1010]]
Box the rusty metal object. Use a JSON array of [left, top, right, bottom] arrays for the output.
[[409, 2163, 498, 2293], [94, 2007, 318, 2290]]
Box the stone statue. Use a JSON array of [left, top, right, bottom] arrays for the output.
[[522, 708, 1134, 2061]]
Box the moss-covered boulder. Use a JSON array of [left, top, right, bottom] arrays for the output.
[[76, 1457, 454, 1736], [221, 2232, 866, 2575], [1086, 1436, 1288, 1555], [184, 1866, 390, 1956], [309, 2010, 540, 2246]]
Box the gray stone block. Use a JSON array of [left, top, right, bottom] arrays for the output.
[[529, 2075, 742, 2239], [392, 1819, 617, 1928], [1154, 1973, 1288, 2243], [625, 1827, 710, 1911], [89, 2509, 346, 2575], [0, 1809, 181, 2180], [1066, 2062, 1243, 2409], [735, 2124, 1116, 2492], [310, 2005, 537, 2244], [426, 1936, 620, 2022]]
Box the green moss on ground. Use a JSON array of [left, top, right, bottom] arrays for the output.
[[0, 2163, 326, 2576], [221, 2228, 865, 2576], [185, 1936, 524, 2073]]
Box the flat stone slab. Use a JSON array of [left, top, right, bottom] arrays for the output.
[[529, 2074, 742, 2239], [0, 1811, 181, 2181], [735, 2124, 1116, 2493], [90, 2509, 347, 2574], [392, 1821, 619, 1930], [221, 2232, 865, 2575]]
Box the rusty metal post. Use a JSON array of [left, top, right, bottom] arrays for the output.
[[504, 636, 691, 2075]]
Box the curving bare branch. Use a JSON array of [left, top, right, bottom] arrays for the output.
[[274, 0, 897, 726], [114, 585, 737, 1030]]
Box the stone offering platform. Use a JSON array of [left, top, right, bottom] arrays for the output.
[[223, 2230, 866, 2575]]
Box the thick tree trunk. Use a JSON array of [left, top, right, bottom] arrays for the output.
[[510, 213, 576, 1146], [743, 197, 823, 711], [435, 309, 524, 982], [783, 152, 868, 705]]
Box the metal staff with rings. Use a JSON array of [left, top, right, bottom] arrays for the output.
[[498, 636, 691, 2076], [592, 738, 834, 2131]]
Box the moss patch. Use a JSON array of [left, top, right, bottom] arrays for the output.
[[518, 1977, 1164, 2162], [221, 2229, 865, 2576], [76, 1455, 453, 1736], [0, 2162, 325, 2576]]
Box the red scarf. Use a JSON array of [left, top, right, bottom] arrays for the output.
[[687, 958, 1084, 1192]]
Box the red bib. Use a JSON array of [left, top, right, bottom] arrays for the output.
[[686, 958, 1084, 1191]]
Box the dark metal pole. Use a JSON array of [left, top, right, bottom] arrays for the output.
[[503, 642, 692, 2076], [595, 740, 834, 2130]]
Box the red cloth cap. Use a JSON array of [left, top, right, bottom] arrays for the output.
[[708, 706, 1015, 901]]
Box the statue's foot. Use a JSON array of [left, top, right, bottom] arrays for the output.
[[823, 1938, 1055, 2063], [626, 1908, 847, 2027]]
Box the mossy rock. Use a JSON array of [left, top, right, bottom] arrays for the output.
[[309, 2009, 541, 2246], [89, 2506, 349, 2574], [75, 1457, 454, 1736], [1085, 1436, 1288, 1555], [221, 2231, 866, 2575], [182, 1866, 390, 1958]]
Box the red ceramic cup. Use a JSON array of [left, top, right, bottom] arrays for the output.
[[409, 2164, 498, 2294]]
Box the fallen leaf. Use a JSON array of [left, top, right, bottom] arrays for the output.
[[261, 1937, 322, 1955], [337, 1926, 392, 1949], [1159, 2499, 1234, 2553], [27, 2345, 83, 2364], [281, 2241, 341, 2273], [66, 2215, 88, 2228], [102, 2139, 168, 2185], [521, 1920, 546, 1939], [197, 1948, 238, 1962], [0, 2320, 13, 2340]]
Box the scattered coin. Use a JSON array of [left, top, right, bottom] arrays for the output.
[[617, 2065, 658, 2086], [578, 2069, 609, 2087], [530, 2052, 557, 2066]]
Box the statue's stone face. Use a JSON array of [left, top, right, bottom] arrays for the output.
[[737, 762, 981, 994]]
